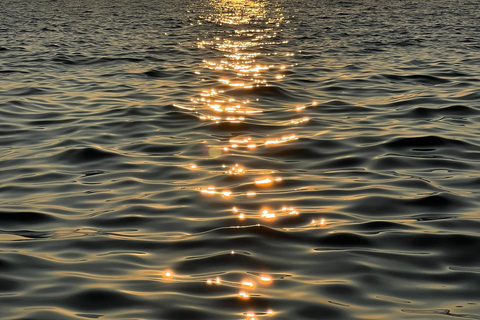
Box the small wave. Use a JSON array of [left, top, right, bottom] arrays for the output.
[[383, 135, 476, 150], [122, 143, 184, 155], [0, 211, 58, 228], [0, 275, 22, 292], [52, 54, 144, 66], [56, 147, 121, 164], [64, 288, 145, 311], [227, 85, 299, 100], [379, 74, 450, 85], [316, 232, 373, 248], [406, 105, 480, 118], [347, 193, 472, 216], [2, 86, 52, 96], [141, 68, 172, 78]]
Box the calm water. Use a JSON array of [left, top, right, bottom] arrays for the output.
[[1, 0, 480, 319]]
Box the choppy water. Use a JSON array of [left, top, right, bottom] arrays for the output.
[[1, 0, 480, 319]]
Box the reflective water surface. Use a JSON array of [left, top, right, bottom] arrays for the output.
[[1, 0, 480, 319]]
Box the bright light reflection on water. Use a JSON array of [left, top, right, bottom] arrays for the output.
[[172, 0, 325, 318]]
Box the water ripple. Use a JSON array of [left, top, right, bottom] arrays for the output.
[[0, 0, 480, 319]]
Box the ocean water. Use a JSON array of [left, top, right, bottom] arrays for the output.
[[1, 0, 480, 319]]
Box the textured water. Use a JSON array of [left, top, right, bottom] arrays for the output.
[[1, 0, 480, 319]]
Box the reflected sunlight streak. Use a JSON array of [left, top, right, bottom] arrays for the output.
[[181, 0, 304, 319]]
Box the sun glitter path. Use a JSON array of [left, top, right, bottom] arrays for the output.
[[168, 1, 326, 319]]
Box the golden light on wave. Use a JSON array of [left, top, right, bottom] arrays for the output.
[[206, 276, 222, 285], [253, 176, 282, 186], [186, 2, 298, 319], [223, 135, 298, 152], [259, 206, 300, 220], [291, 117, 309, 124], [282, 206, 299, 215], [261, 209, 276, 219], [232, 205, 300, 220], [164, 270, 173, 279], [222, 190, 233, 197], [265, 134, 298, 145], [230, 137, 252, 144], [241, 280, 255, 288], [173, 104, 194, 111], [296, 101, 318, 111], [255, 178, 272, 185], [201, 187, 265, 198], [200, 186, 216, 195], [232, 207, 245, 220], [311, 218, 326, 226]]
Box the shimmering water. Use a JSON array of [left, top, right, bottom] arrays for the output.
[[1, 0, 480, 319]]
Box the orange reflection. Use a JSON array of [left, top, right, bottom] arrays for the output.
[[241, 280, 255, 288], [265, 134, 298, 145], [311, 218, 327, 226], [291, 117, 309, 124], [222, 190, 232, 197], [255, 177, 282, 187], [164, 270, 173, 279], [261, 209, 276, 219], [296, 101, 318, 111], [200, 187, 216, 195], [255, 178, 272, 185], [187, 1, 296, 319]]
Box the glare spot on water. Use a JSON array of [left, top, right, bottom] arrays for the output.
[[180, 1, 303, 318]]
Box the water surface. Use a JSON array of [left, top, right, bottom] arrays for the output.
[[1, 0, 480, 319]]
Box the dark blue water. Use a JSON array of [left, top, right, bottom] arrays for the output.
[[1, 0, 480, 319]]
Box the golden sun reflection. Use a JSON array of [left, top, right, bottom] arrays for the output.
[[290, 117, 309, 124], [264, 134, 298, 145], [164, 270, 173, 279], [295, 101, 318, 111], [178, 0, 307, 319]]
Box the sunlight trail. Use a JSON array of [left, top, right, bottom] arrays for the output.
[[172, 0, 326, 318]]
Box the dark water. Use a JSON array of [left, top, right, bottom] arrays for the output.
[[1, 0, 480, 319]]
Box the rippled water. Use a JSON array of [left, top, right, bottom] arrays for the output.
[[1, 0, 480, 319]]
